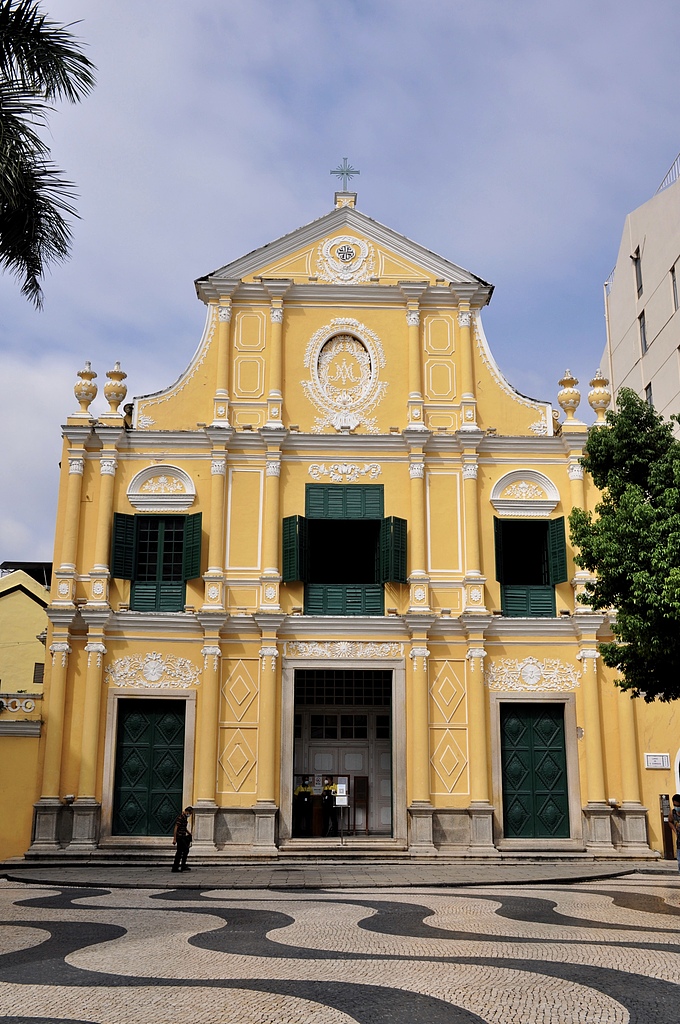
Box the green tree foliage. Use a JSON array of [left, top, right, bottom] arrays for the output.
[[0, 0, 95, 306], [570, 388, 680, 702]]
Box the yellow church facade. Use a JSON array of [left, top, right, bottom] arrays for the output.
[[22, 195, 680, 861]]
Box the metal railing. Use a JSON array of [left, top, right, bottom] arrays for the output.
[[656, 152, 680, 194]]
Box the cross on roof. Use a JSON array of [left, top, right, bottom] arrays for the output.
[[330, 157, 360, 192]]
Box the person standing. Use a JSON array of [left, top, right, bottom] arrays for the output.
[[670, 794, 680, 873], [322, 776, 338, 837], [172, 806, 193, 872], [294, 776, 313, 837]]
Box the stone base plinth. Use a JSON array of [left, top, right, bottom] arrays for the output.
[[408, 801, 436, 855]]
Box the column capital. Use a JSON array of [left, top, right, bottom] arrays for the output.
[[217, 303, 232, 323]]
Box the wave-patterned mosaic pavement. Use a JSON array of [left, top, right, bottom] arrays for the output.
[[0, 874, 679, 1023]]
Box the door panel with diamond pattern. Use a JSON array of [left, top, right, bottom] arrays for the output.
[[113, 700, 185, 836], [500, 703, 569, 839]]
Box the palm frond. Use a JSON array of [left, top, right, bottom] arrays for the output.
[[0, 0, 95, 103]]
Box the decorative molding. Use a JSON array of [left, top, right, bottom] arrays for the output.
[[302, 318, 387, 433], [259, 645, 279, 671], [568, 462, 584, 481], [315, 235, 375, 285], [202, 645, 222, 672], [308, 462, 381, 483], [270, 307, 284, 324], [473, 315, 550, 432], [69, 458, 84, 475], [206, 584, 220, 601], [218, 305, 232, 323], [410, 646, 429, 671], [138, 414, 156, 428], [91, 580, 105, 598], [265, 460, 281, 477], [0, 696, 39, 713], [284, 640, 404, 659], [577, 648, 600, 663], [457, 310, 471, 328], [413, 586, 427, 603], [467, 647, 486, 660], [263, 585, 277, 601], [57, 581, 70, 597], [136, 309, 216, 422], [486, 655, 581, 691], [105, 652, 201, 688], [490, 469, 559, 518], [468, 587, 483, 604], [127, 465, 196, 512], [85, 641, 106, 668], [50, 642, 71, 666], [100, 458, 117, 477], [462, 462, 478, 480], [530, 419, 549, 436], [409, 462, 424, 479], [406, 310, 420, 327], [211, 458, 226, 476]]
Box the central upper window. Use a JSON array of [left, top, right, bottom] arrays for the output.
[[282, 485, 406, 615]]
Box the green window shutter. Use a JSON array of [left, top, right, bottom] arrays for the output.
[[111, 513, 136, 580], [501, 585, 529, 616], [306, 484, 384, 519], [494, 517, 505, 583], [364, 585, 385, 615], [304, 584, 326, 614], [131, 581, 160, 611], [380, 517, 408, 583], [548, 517, 568, 584], [282, 515, 308, 582], [158, 582, 186, 612], [528, 585, 556, 617], [182, 513, 202, 581]]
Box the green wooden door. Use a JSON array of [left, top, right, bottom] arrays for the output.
[[112, 700, 185, 836], [500, 703, 570, 839]]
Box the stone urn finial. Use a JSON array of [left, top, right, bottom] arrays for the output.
[[104, 361, 128, 415], [588, 368, 611, 423], [557, 370, 581, 422], [74, 361, 97, 416]]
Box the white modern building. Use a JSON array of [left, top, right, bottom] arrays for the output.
[[603, 155, 680, 421]]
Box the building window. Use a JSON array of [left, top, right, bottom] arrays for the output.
[[672, 265, 679, 312], [633, 247, 643, 298], [494, 517, 568, 617], [32, 663, 44, 685], [282, 485, 407, 615], [340, 714, 368, 739], [639, 311, 648, 353], [310, 714, 338, 739], [375, 714, 391, 739], [111, 512, 202, 612], [645, 383, 653, 407]]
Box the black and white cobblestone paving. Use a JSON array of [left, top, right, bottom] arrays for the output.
[[0, 875, 679, 1022]]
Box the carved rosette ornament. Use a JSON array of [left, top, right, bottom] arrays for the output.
[[302, 318, 387, 433], [105, 652, 201, 688], [315, 235, 375, 284], [486, 656, 581, 691], [73, 362, 97, 416]]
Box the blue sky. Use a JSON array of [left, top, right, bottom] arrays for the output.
[[2, 0, 680, 559]]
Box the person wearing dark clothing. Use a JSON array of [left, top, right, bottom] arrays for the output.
[[322, 776, 338, 836], [172, 806, 193, 872], [294, 776, 313, 836]]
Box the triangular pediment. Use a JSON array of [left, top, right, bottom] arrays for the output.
[[195, 206, 492, 301]]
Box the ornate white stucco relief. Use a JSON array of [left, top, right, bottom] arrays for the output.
[[486, 656, 580, 691], [315, 235, 375, 284], [308, 462, 381, 483], [490, 470, 559, 518], [105, 652, 201, 688], [127, 465, 196, 512], [284, 641, 404, 659], [302, 319, 387, 433]]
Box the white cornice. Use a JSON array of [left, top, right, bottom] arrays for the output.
[[195, 206, 493, 304], [107, 611, 202, 635], [478, 436, 569, 454], [277, 614, 409, 639], [485, 617, 580, 638]]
